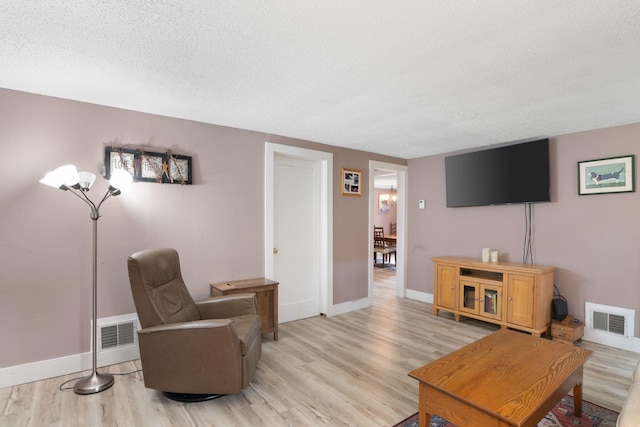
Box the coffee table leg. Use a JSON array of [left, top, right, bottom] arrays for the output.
[[417, 383, 430, 427], [573, 382, 583, 417], [419, 410, 430, 427]]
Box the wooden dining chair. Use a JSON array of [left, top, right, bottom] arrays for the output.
[[373, 227, 395, 264]]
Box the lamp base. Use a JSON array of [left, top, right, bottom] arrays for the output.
[[74, 372, 115, 395]]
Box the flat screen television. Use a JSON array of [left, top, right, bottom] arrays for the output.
[[445, 139, 550, 207]]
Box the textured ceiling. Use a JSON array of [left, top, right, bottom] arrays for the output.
[[2, 1, 640, 159]]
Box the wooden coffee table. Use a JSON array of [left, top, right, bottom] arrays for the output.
[[409, 329, 593, 427]]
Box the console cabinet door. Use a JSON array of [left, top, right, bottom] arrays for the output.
[[505, 274, 535, 328], [436, 265, 457, 310], [480, 284, 502, 321], [460, 280, 502, 321], [459, 280, 479, 314]]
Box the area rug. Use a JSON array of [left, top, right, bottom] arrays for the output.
[[393, 395, 619, 427]]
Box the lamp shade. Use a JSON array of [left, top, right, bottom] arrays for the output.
[[39, 171, 64, 188], [39, 164, 80, 188], [109, 169, 133, 194], [78, 171, 97, 190]]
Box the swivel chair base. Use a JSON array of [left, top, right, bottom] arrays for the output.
[[163, 392, 224, 402]]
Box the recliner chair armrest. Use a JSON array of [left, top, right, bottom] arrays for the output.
[[139, 318, 234, 333], [196, 293, 258, 319]]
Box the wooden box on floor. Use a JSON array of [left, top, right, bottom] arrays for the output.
[[551, 321, 584, 345]]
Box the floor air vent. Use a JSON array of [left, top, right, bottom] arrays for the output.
[[97, 314, 139, 352]]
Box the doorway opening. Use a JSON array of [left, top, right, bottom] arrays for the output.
[[369, 161, 408, 301]]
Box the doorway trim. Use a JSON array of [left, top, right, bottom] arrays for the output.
[[369, 160, 408, 299], [265, 142, 333, 316]]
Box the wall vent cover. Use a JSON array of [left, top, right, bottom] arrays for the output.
[[586, 302, 634, 338], [100, 322, 135, 349], [97, 314, 139, 352]]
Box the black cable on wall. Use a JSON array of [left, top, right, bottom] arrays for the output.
[[522, 203, 534, 265]]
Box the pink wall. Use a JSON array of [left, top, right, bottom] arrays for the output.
[[0, 89, 403, 368], [407, 124, 640, 337]]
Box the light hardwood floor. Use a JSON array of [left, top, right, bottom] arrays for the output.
[[1, 268, 637, 426]]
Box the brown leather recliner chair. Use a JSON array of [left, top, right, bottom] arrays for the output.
[[127, 248, 262, 401]]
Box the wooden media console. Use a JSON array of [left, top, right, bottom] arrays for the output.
[[432, 256, 556, 336]]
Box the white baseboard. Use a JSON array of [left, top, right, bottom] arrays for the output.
[[325, 291, 432, 318], [0, 343, 140, 389], [325, 296, 373, 317], [406, 289, 433, 304], [584, 328, 640, 353]]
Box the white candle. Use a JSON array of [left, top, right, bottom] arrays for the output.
[[490, 250, 499, 262], [482, 248, 490, 262]]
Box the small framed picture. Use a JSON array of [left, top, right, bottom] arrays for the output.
[[379, 194, 390, 214], [138, 151, 165, 183], [578, 155, 635, 195], [104, 147, 136, 179], [166, 153, 193, 185], [341, 168, 362, 196]]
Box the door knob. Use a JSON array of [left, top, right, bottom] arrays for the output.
[[273, 248, 279, 254]]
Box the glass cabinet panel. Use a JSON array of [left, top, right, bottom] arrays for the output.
[[463, 284, 477, 310], [483, 288, 499, 316]]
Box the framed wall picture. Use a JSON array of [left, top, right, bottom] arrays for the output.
[[104, 147, 136, 178], [578, 154, 635, 195], [166, 152, 193, 184], [341, 168, 362, 196], [138, 151, 165, 183], [104, 146, 193, 185], [379, 193, 390, 214]]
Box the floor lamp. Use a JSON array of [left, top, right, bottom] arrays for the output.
[[40, 164, 133, 395]]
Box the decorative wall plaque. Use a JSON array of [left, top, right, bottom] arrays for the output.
[[104, 146, 193, 185]]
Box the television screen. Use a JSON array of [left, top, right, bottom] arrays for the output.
[[445, 139, 550, 207]]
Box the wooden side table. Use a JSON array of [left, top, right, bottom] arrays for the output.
[[210, 278, 279, 341]]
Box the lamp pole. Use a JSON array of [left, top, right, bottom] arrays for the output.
[[40, 166, 132, 395], [73, 204, 114, 394]]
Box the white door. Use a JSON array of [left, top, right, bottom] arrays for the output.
[[273, 154, 321, 323]]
